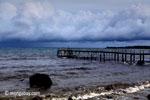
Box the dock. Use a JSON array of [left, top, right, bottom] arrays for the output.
[[57, 48, 150, 64]]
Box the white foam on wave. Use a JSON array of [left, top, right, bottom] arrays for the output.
[[72, 81, 150, 100], [51, 98, 67, 100], [123, 82, 150, 93], [72, 91, 113, 100], [48, 81, 150, 100], [43, 81, 150, 100]]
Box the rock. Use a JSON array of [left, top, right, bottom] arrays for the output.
[[147, 94, 150, 100], [68, 97, 73, 100], [32, 96, 42, 100], [20, 79, 24, 81], [29, 73, 52, 89], [105, 95, 113, 99], [104, 83, 122, 90], [104, 82, 130, 90], [136, 60, 144, 66], [134, 97, 139, 99]]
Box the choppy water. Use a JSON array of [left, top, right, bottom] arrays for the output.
[[0, 47, 149, 99]]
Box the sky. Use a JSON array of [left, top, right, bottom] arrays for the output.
[[0, 0, 150, 48]]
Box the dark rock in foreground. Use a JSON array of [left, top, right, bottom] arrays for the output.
[[29, 73, 52, 89], [147, 94, 150, 100], [136, 60, 144, 66], [68, 97, 73, 100], [32, 96, 42, 100]]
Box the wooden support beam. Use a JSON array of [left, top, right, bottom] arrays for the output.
[[140, 50, 142, 61], [122, 53, 124, 62], [114, 50, 116, 61], [142, 50, 144, 62], [103, 53, 105, 62], [99, 54, 102, 62]]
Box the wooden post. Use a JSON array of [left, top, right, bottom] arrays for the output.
[[103, 53, 105, 62], [125, 50, 127, 61], [122, 53, 124, 62], [91, 54, 93, 61], [95, 52, 97, 60], [88, 52, 89, 60], [117, 53, 119, 61], [99, 54, 102, 62], [130, 54, 133, 62], [108, 52, 110, 61], [133, 51, 135, 62], [140, 50, 142, 61], [142, 50, 144, 62], [114, 50, 116, 61]]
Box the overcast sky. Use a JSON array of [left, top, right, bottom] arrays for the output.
[[0, 0, 150, 48]]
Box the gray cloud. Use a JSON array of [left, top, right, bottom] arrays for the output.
[[0, 1, 150, 42]]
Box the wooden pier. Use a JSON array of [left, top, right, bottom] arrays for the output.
[[57, 48, 150, 64]]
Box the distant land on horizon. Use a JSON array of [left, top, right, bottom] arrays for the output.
[[106, 46, 150, 49]]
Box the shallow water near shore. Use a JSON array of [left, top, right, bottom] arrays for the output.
[[0, 47, 149, 99]]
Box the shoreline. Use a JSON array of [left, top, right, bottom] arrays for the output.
[[0, 81, 149, 100], [43, 81, 150, 100]]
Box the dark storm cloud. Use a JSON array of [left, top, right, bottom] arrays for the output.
[[0, 1, 150, 42]]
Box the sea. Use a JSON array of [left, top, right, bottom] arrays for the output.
[[0, 47, 149, 100]]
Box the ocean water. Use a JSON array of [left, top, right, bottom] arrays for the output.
[[0, 47, 149, 99]]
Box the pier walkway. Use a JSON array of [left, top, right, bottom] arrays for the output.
[[57, 48, 150, 64]]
